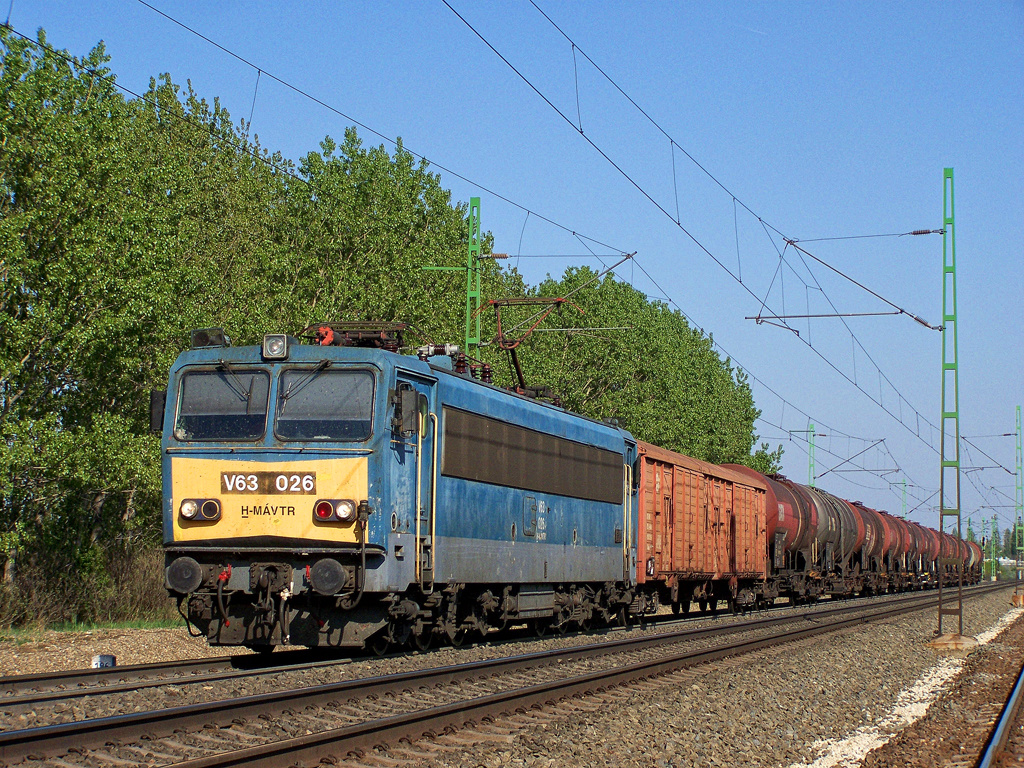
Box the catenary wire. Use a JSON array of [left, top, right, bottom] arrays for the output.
[[112, 8, 921, 467], [10, 18, 962, 511], [8, 21, 890, 479], [121, 3, 948, 480], [443, 0, 943, 456]]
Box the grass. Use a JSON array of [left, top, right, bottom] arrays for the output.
[[0, 616, 183, 643]]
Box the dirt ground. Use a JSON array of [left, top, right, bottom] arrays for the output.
[[0, 625, 246, 676]]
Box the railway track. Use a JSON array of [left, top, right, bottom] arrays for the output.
[[0, 583, 1006, 768], [0, 584, 987, 712], [977, 651, 1024, 768], [0, 649, 351, 711]]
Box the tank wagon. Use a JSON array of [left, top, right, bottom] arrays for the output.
[[156, 325, 639, 651], [725, 465, 981, 601], [156, 325, 980, 651]]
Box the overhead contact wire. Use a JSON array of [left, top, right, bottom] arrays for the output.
[[134, 0, 624, 255], [504, 1, 944, 451], [126, 1, 933, 470]]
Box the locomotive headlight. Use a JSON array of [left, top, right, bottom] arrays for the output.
[[314, 500, 335, 520], [262, 333, 288, 360], [180, 500, 199, 520], [337, 500, 356, 521], [200, 499, 221, 520]]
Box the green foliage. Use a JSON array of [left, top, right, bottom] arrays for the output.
[[491, 268, 780, 468], [0, 29, 779, 626]]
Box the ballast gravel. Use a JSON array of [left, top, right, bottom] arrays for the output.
[[0, 586, 1017, 768], [0, 598, 905, 729], [407, 585, 1019, 768]]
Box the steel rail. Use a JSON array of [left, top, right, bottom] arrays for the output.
[[167, 587, 1002, 768], [1, 655, 235, 697], [0, 584, 1004, 765], [0, 653, 352, 711], [0, 647, 342, 700], [976, 655, 1024, 768], [0, 583, 960, 708]]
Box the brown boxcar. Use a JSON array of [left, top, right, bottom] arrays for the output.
[[636, 442, 767, 612]]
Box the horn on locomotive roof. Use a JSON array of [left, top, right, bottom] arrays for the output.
[[297, 321, 417, 351]]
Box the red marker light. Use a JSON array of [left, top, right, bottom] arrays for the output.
[[314, 500, 334, 520]]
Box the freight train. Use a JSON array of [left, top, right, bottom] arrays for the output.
[[154, 324, 980, 652]]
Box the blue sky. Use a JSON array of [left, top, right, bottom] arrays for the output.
[[13, 1, 1024, 535]]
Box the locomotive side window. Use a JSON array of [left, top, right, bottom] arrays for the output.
[[276, 370, 374, 441], [175, 369, 270, 441]]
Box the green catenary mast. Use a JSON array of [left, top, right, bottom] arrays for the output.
[[808, 423, 816, 488], [988, 515, 998, 580], [1016, 405, 1023, 593], [936, 167, 965, 638], [464, 197, 482, 356], [421, 196, 482, 357]]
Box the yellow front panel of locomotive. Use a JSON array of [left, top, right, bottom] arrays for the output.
[[170, 457, 368, 543]]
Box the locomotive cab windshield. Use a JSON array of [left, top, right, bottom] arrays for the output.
[[174, 367, 270, 441], [171, 364, 376, 444], [276, 368, 374, 441]]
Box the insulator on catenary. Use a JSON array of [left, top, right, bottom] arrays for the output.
[[416, 344, 459, 360]]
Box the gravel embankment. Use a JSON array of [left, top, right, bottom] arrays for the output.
[[387, 585, 1021, 768], [0, 626, 246, 676], [1, 586, 1016, 768], [0, 593, 958, 733], [862, 595, 1024, 768], [0, 597, 907, 730]]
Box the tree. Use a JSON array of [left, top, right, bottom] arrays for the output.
[[0, 28, 782, 624], [483, 267, 781, 470]]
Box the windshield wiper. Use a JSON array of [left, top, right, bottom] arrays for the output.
[[218, 359, 253, 403], [280, 360, 332, 406]]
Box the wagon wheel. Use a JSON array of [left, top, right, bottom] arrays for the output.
[[533, 618, 550, 637], [698, 598, 708, 614], [671, 601, 680, 615]]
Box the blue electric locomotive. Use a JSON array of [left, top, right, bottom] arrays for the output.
[[157, 325, 639, 651]]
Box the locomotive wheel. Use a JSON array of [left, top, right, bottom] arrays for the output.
[[448, 628, 468, 647], [370, 634, 391, 656], [411, 630, 433, 652]]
